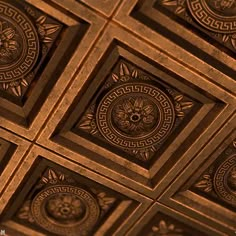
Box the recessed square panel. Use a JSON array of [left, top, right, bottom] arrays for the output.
[[75, 58, 197, 164], [193, 139, 236, 211], [156, 0, 236, 53], [0, 0, 89, 127], [0, 157, 141, 236], [159, 128, 236, 235], [128, 203, 215, 235]]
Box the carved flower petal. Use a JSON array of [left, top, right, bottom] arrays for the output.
[[233, 141, 236, 148], [159, 220, 168, 233], [168, 224, 175, 231], [152, 226, 159, 232], [177, 111, 184, 117], [231, 38, 236, 50], [131, 69, 138, 78], [195, 179, 210, 188], [116, 110, 127, 120], [222, 34, 229, 42], [21, 78, 29, 87], [43, 36, 53, 43], [63, 195, 73, 204], [112, 73, 119, 82], [120, 63, 130, 76], [119, 120, 130, 128], [42, 177, 49, 183], [134, 97, 144, 110], [143, 115, 154, 124], [123, 100, 133, 113], [204, 186, 212, 192], [11, 85, 21, 96], [2, 83, 9, 90], [175, 6, 185, 14], [80, 120, 91, 128], [143, 104, 153, 115], [36, 15, 47, 25], [180, 101, 193, 110], [174, 95, 183, 102], [8, 40, 18, 50], [2, 28, 15, 40], [48, 169, 58, 180], [129, 123, 137, 131], [140, 150, 150, 160], [44, 24, 60, 35]]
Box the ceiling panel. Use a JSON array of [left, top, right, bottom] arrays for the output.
[[0, 0, 235, 235]]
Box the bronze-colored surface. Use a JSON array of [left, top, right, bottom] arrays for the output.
[[0, 0, 235, 235]]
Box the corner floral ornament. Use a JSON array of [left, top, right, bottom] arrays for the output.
[[36, 16, 60, 43], [162, 0, 236, 51], [17, 168, 116, 236], [0, 1, 60, 96], [149, 220, 183, 236], [80, 62, 193, 161]]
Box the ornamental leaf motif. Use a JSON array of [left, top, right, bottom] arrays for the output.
[[195, 174, 213, 192], [149, 220, 183, 236]]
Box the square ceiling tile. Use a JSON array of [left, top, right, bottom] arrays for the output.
[[0, 0, 106, 140], [37, 23, 234, 198], [159, 123, 236, 236], [0, 145, 151, 236]]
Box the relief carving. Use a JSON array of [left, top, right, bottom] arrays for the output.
[[149, 220, 183, 236], [79, 62, 193, 161], [0, 1, 60, 96], [17, 168, 116, 236], [195, 141, 236, 208], [161, 0, 236, 50]]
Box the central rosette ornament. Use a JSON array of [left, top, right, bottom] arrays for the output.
[[112, 97, 157, 136], [96, 82, 175, 151], [46, 193, 86, 223]]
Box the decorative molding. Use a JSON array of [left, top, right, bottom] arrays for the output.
[[0, 1, 60, 96], [149, 220, 183, 236], [79, 62, 193, 162], [161, 0, 236, 51], [194, 140, 236, 208], [17, 168, 116, 236]]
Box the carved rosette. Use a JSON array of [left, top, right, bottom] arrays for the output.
[[162, 0, 236, 50], [0, 1, 39, 95], [0, 1, 60, 96], [17, 169, 116, 236], [31, 185, 100, 236], [96, 82, 175, 150], [195, 142, 236, 208], [79, 62, 193, 161]]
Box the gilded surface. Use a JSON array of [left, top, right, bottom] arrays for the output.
[[0, 0, 235, 235]]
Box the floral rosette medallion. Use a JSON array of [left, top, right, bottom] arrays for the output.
[[0, 1, 39, 88], [214, 154, 236, 207], [187, 0, 236, 33], [96, 82, 175, 150], [31, 185, 100, 236]]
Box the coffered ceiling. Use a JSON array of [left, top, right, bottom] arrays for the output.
[[0, 0, 235, 235]]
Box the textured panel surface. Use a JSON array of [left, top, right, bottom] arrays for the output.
[[0, 0, 235, 235]]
